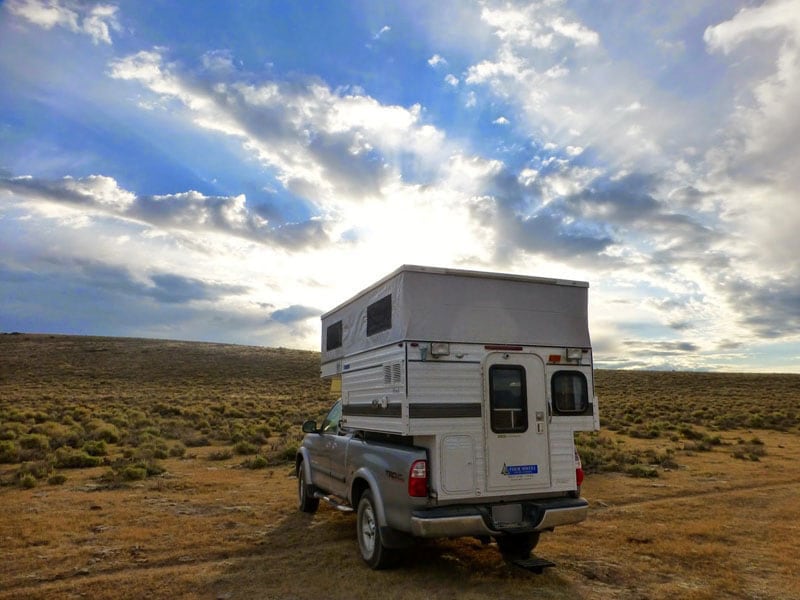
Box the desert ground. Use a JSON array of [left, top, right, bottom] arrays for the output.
[[1, 334, 799, 599]]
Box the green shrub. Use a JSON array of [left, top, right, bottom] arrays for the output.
[[625, 464, 659, 478], [87, 420, 120, 444], [19, 473, 37, 489], [168, 443, 186, 457], [241, 455, 268, 469], [234, 440, 259, 455], [278, 443, 298, 462], [208, 449, 233, 461], [48, 473, 68, 485], [16, 460, 52, 480], [0, 440, 20, 463], [53, 447, 102, 469], [82, 440, 108, 457], [184, 435, 210, 448], [121, 466, 147, 481], [18, 434, 50, 460]]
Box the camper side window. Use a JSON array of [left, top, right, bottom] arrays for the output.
[[551, 371, 589, 414], [489, 365, 528, 433], [366, 295, 392, 336], [326, 321, 343, 351]]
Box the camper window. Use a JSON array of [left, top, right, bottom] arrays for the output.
[[489, 365, 529, 433], [326, 321, 343, 351], [366, 295, 392, 336], [551, 371, 589, 414]]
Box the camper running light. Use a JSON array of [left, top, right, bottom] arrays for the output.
[[566, 348, 583, 362], [408, 460, 428, 497], [430, 342, 450, 358]]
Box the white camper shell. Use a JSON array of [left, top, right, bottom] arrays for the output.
[[320, 265, 599, 502]]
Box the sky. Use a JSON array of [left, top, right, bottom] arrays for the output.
[[1, 0, 799, 372]]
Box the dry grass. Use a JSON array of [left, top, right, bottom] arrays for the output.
[[1, 334, 799, 599]]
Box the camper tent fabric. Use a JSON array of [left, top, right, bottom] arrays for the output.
[[321, 266, 590, 368]]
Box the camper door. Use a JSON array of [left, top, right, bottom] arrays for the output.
[[483, 352, 551, 492]]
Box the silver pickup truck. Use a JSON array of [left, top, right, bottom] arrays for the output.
[[295, 399, 589, 569]]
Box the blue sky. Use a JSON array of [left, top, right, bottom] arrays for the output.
[[1, 0, 799, 372]]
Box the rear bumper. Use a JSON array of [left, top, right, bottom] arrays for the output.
[[409, 497, 589, 538]]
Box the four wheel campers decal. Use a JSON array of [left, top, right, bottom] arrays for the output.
[[501, 463, 539, 476]]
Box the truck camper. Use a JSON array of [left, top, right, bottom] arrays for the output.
[[297, 265, 599, 569]]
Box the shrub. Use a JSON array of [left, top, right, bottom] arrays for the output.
[[82, 440, 108, 457], [16, 460, 52, 480], [32, 422, 83, 449], [208, 449, 233, 461], [168, 443, 186, 458], [19, 473, 37, 489], [48, 473, 68, 485], [278, 443, 298, 462], [87, 420, 120, 444], [241, 455, 268, 469], [625, 464, 659, 478], [184, 435, 210, 448], [53, 447, 102, 469], [121, 466, 148, 481], [234, 440, 259, 455], [0, 440, 20, 463], [18, 434, 50, 461]]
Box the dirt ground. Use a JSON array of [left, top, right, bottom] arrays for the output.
[[2, 429, 799, 600]]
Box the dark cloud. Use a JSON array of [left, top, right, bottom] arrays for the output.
[[19, 257, 249, 306], [722, 276, 800, 339], [0, 261, 268, 344], [269, 305, 320, 325], [0, 175, 330, 251], [625, 340, 700, 355], [149, 274, 247, 304], [469, 166, 615, 263]]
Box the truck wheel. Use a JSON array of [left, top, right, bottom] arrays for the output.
[[297, 464, 319, 513], [357, 490, 395, 569], [495, 532, 540, 560]]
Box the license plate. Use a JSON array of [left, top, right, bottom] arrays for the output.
[[492, 503, 523, 525]]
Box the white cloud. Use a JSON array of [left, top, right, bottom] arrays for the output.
[[444, 73, 459, 86], [493, 116, 509, 125], [428, 54, 447, 67], [6, 0, 119, 44], [374, 25, 390, 39], [109, 49, 447, 206], [703, 0, 800, 54]]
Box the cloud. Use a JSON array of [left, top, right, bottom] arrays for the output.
[[444, 73, 459, 86], [703, 0, 800, 54], [428, 54, 447, 67], [374, 25, 391, 40], [269, 304, 320, 325], [6, 0, 119, 44], [492, 116, 509, 125], [0, 174, 329, 250], [108, 49, 447, 205]]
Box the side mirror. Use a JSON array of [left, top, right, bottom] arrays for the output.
[[302, 420, 318, 434]]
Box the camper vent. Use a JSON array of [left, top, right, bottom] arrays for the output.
[[384, 362, 403, 385]]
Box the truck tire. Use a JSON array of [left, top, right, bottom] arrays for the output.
[[356, 490, 396, 569], [297, 463, 319, 513], [495, 532, 540, 560]]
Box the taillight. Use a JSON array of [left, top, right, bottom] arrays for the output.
[[575, 448, 584, 487], [408, 459, 428, 497]]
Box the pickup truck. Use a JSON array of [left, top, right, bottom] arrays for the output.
[[295, 399, 589, 569]]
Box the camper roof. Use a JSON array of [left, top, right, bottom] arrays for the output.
[[322, 265, 588, 319], [321, 265, 591, 366]]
